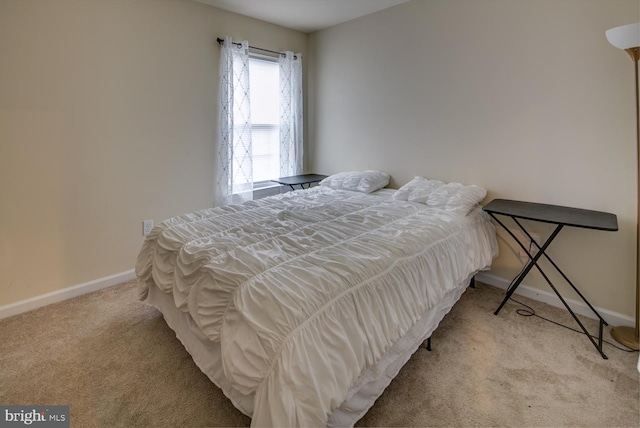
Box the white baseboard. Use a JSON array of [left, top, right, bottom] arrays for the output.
[[475, 272, 635, 328], [0, 269, 136, 320]]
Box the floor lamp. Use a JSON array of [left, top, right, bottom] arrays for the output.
[[606, 23, 640, 351]]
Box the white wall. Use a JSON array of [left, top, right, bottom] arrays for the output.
[[0, 0, 307, 307], [309, 0, 638, 317]]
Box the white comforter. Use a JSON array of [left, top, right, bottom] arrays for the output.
[[136, 187, 497, 426]]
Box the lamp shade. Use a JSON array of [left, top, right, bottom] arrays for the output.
[[606, 23, 640, 50]]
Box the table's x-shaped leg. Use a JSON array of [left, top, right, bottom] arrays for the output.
[[287, 183, 313, 191], [489, 214, 609, 359]]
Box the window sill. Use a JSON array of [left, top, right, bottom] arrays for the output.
[[253, 183, 283, 199]]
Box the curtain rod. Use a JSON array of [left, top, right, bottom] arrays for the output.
[[216, 37, 298, 59]]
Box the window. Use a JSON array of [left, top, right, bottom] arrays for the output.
[[216, 38, 302, 207], [249, 56, 279, 185]]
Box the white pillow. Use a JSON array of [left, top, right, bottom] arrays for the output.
[[393, 176, 487, 213], [319, 170, 390, 193], [392, 176, 440, 201]]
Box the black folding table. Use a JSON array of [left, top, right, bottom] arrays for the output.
[[483, 198, 618, 359]]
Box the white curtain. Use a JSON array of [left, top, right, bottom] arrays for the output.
[[278, 51, 303, 177], [216, 37, 253, 206]]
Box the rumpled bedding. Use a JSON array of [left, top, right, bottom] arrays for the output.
[[135, 186, 497, 427]]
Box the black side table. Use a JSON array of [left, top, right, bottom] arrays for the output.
[[483, 198, 618, 359], [272, 174, 328, 191]]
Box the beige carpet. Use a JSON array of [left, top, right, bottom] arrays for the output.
[[0, 280, 638, 427]]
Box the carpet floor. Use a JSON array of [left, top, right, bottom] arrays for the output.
[[0, 280, 638, 427]]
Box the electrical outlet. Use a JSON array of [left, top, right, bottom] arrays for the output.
[[519, 232, 541, 258], [530, 232, 541, 248], [142, 219, 153, 236], [507, 228, 541, 258]]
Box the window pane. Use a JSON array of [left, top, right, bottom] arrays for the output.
[[249, 57, 280, 181], [252, 125, 279, 182], [250, 58, 279, 125]]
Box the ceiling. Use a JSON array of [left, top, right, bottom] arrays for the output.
[[194, 0, 410, 33]]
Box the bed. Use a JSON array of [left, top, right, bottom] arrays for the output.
[[135, 172, 498, 427]]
